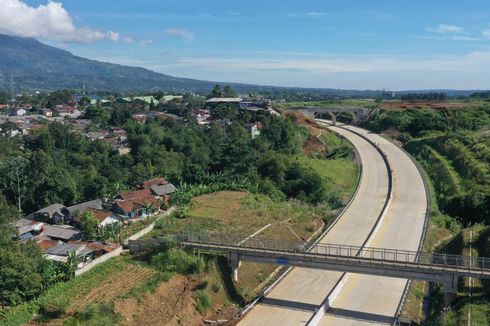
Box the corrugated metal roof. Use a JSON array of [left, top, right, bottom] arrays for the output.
[[44, 224, 81, 241]]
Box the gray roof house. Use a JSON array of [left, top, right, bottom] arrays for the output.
[[44, 224, 82, 241], [26, 203, 69, 225], [66, 199, 105, 222], [13, 218, 45, 240], [44, 242, 95, 263], [150, 183, 177, 196]]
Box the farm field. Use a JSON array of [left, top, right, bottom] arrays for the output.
[[2, 257, 156, 325]]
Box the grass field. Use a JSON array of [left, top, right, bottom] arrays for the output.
[[148, 191, 328, 240], [296, 155, 359, 199]]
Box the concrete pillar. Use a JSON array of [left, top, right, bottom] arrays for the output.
[[229, 252, 241, 282], [350, 112, 358, 125], [327, 112, 338, 126], [444, 292, 457, 307], [441, 273, 458, 307]]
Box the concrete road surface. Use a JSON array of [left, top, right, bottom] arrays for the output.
[[319, 125, 427, 325], [239, 124, 390, 326]]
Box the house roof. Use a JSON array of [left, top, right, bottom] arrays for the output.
[[86, 208, 113, 223], [37, 239, 61, 252], [13, 218, 44, 235], [44, 242, 94, 257], [115, 199, 138, 214], [67, 199, 104, 216], [31, 203, 67, 218], [206, 97, 243, 103], [44, 224, 81, 241], [150, 183, 177, 196], [115, 196, 160, 213], [142, 177, 169, 189], [119, 189, 153, 200]]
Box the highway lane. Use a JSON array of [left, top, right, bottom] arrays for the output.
[[239, 124, 390, 326], [319, 125, 427, 326]]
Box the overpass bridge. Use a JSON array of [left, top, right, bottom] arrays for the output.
[[289, 106, 376, 125], [129, 233, 490, 294]]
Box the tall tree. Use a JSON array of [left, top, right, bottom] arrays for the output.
[[0, 156, 29, 212]]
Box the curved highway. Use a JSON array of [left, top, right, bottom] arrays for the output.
[[319, 124, 427, 325], [240, 123, 390, 325]]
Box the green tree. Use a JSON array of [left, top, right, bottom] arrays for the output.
[[109, 107, 132, 126], [0, 156, 30, 212], [80, 211, 99, 240], [46, 89, 73, 108], [223, 85, 237, 97], [207, 84, 223, 99]]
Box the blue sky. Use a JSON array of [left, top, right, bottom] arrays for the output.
[[4, 0, 490, 89]]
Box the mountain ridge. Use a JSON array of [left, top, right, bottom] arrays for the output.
[[0, 34, 221, 92], [0, 34, 484, 96]]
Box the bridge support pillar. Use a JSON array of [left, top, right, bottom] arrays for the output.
[[442, 273, 458, 306], [350, 112, 358, 125], [327, 112, 338, 126], [229, 252, 241, 282]]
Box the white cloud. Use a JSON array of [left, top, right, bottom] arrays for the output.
[[431, 24, 464, 34], [481, 29, 490, 38], [0, 0, 119, 43], [164, 28, 194, 40], [140, 39, 153, 45], [305, 12, 325, 16]]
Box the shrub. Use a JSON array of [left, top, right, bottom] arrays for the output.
[[196, 291, 212, 314], [38, 297, 68, 320], [211, 282, 221, 293], [151, 248, 205, 275], [63, 303, 120, 326]]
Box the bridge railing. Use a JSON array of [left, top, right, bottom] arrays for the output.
[[173, 233, 490, 272]]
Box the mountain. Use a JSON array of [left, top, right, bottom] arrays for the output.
[[0, 34, 483, 96], [0, 34, 220, 93]]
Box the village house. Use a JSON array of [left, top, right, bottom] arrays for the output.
[[140, 177, 177, 199], [245, 122, 263, 139], [8, 107, 27, 116], [83, 208, 120, 227], [41, 108, 53, 117], [53, 105, 81, 118], [131, 114, 147, 123], [13, 218, 45, 241], [43, 224, 82, 242], [44, 242, 95, 263], [112, 144, 131, 155], [113, 196, 161, 220], [113, 187, 164, 220], [26, 203, 70, 225]]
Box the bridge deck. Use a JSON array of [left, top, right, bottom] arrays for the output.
[[129, 234, 490, 281]]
